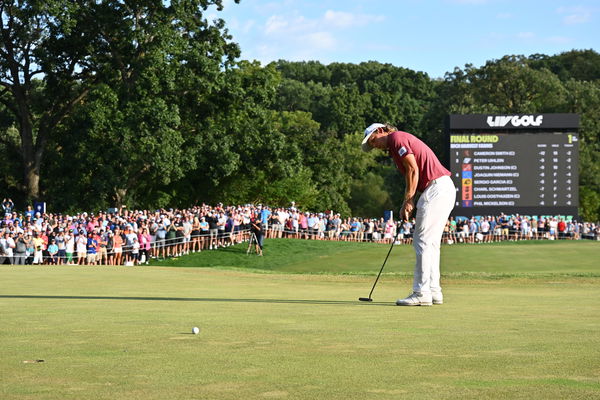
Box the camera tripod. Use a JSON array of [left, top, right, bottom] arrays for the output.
[[246, 231, 263, 256]]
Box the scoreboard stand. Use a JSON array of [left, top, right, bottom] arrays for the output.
[[445, 114, 579, 219]]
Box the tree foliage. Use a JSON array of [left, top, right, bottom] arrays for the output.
[[0, 0, 239, 205], [0, 3, 597, 221]]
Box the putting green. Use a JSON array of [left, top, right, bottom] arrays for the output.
[[1, 259, 599, 399]]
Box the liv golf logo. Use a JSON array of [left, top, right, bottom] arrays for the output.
[[486, 115, 543, 128]]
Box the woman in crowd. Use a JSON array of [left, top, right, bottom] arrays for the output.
[[112, 228, 124, 265], [138, 227, 152, 264]]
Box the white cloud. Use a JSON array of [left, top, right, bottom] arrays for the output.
[[264, 10, 384, 36], [547, 36, 571, 44], [516, 32, 535, 39], [229, 18, 256, 35], [323, 10, 384, 28], [557, 6, 593, 25], [303, 31, 337, 51], [324, 10, 356, 28], [264, 14, 323, 36], [496, 12, 512, 20], [265, 15, 291, 35], [484, 31, 574, 47], [252, 8, 387, 64], [241, 20, 256, 34], [563, 13, 590, 25]]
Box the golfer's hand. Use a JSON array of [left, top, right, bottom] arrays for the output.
[[401, 200, 414, 221]]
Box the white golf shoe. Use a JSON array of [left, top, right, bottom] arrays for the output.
[[432, 292, 444, 305], [396, 292, 433, 306]]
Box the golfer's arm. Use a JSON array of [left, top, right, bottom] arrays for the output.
[[401, 154, 419, 203]]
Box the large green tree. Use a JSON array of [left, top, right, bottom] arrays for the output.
[[0, 0, 239, 204], [528, 49, 600, 82], [273, 60, 436, 215], [274, 60, 435, 137]]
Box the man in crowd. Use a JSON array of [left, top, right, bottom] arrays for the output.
[[2, 198, 15, 216], [499, 213, 510, 241], [0, 231, 15, 264], [259, 205, 271, 236], [250, 211, 264, 256], [14, 232, 28, 265], [32, 232, 45, 265], [557, 217, 567, 240], [205, 212, 219, 250], [86, 232, 98, 265]]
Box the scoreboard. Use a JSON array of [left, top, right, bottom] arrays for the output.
[[446, 114, 579, 218]]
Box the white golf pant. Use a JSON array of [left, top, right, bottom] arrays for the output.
[[412, 175, 456, 295]]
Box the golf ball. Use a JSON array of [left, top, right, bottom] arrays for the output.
[[192, 327, 200, 335]]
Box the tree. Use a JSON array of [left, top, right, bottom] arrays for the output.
[[349, 172, 394, 218], [528, 49, 600, 82], [562, 79, 600, 221], [425, 57, 568, 162], [0, 0, 239, 202], [274, 60, 435, 136], [321, 84, 369, 135], [167, 60, 290, 207], [272, 110, 346, 212], [274, 60, 332, 84]]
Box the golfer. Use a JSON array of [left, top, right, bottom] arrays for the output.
[[362, 123, 456, 306]]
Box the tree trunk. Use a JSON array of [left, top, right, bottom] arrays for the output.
[[114, 188, 128, 211], [24, 162, 41, 201], [19, 106, 42, 201]]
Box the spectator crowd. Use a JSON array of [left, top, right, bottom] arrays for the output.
[[1, 197, 598, 266]]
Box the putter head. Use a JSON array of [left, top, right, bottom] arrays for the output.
[[358, 297, 373, 302]]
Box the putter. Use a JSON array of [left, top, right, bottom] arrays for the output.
[[359, 225, 403, 302]]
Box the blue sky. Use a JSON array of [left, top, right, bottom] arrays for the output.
[[210, 0, 599, 78]]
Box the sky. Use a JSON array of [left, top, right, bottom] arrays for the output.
[[209, 0, 600, 78]]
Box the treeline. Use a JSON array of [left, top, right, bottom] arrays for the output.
[[0, 1, 598, 220]]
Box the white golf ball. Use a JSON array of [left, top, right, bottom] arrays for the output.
[[192, 327, 200, 335]]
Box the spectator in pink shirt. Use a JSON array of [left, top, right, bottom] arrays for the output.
[[299, 212, 308, 239], [138, 228, 152, 264]]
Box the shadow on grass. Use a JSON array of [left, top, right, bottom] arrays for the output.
[[0, 294, 392, 306]]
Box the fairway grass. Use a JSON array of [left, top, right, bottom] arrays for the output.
[[1, 241, 599, 399]]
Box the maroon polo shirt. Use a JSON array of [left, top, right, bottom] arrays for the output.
[[388, 131, 450, 193]]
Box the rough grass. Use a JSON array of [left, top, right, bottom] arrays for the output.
[[1, 240, 599, 400], [154, 239, 600, 278]]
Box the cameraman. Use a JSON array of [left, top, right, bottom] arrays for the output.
[[250, 212, 264, 256]]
